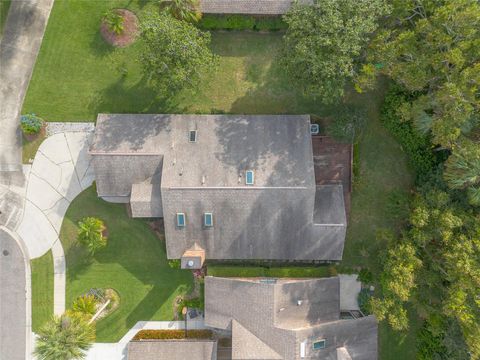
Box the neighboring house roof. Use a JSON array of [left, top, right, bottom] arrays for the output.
[[127, 340, 217, 360], [205, 276, 378, 360], [90, 114, 347, 262], [200, 0, 313, 15]]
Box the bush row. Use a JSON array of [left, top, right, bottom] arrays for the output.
[[380, 84, 439, 182], [197, 14, 287, 31], [133, 329, 213, 340]]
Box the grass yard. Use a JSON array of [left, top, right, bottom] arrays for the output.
[[31, 250, 54, 332], [25, 0, 418, 356], [207, 265, 334, 278], [60, 186, 193, 342], [0, 0, 11, 35]]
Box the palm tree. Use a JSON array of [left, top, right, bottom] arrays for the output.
[[444, 141, 480, 205], [159, 0, 202, 23], [34, 314, 95, 360], [103, 10, 125, 35], [72, 295, 97, 316], [77, 217, 107, 255]]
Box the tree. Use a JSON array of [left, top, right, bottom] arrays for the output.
[[103, 10, 125, 35], [159, 0, 201, 23], [72, 295, 97, 316], [357, 1, 480, 191], [77, 217, 107, 255], [139, 13, 216, 95], [281, 0, 389, 103], [34, 314, 95, 360]]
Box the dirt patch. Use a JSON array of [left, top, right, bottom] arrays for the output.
[[100, 9, 139, 47]]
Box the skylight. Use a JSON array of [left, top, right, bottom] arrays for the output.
[[204, 212, 213, 227], [313, 339, 326, 350], [189, 130, 197, 142], [245, 170, 254, 185], [176, 213, 186, 227]]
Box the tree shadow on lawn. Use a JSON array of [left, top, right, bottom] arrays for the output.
[[88, 75, 189, 116]]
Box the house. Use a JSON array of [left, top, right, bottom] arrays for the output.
[[204, 276, 378, 360], [89, 114, 347, 268], [200, 0, 313, 15], [127, 339, 217, 360]]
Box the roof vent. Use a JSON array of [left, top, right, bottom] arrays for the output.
[[201, 175, 206, 185], [187, 260, 194, 267], [297, 300, 303, 306], [245, 170, 254, 185], [189, 130, 197, 142]]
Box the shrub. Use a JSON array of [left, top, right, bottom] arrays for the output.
[[72, 295, 97, 316], [168, 259, 181, 269], [197, 14, 287, 31], [380, 84, 439, 182], [133, 329, 212, 340], [20, 113, 43, 135], [159, 0, 202, 23], [103, 10, 124, 35], [357, 268, 373, 284], [358, 288, 372, 315], [77, 217, 107, 255]]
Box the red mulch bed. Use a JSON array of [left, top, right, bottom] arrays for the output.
[[23, 122, 46, 142], [100, 9, 139, 47]]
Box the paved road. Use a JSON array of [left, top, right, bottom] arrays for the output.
[[0, 229, 27, 360], [0, 0, 55, 171]]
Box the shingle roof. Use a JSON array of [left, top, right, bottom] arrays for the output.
[[200, 0, 313, 15], [127, 340, 217, 360], [205, 276, 378, 360]]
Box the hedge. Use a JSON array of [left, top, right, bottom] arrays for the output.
[[197, 14, 287, 31], [133, 329, 213, 340], [380, 84, 439, 182]]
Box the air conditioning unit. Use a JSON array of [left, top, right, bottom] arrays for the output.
[[310, 124, 320, 135]]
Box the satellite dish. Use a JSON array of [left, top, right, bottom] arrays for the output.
[[187, 260, 194, 267]]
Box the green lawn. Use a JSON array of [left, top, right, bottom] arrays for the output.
[[60, 186, 193, 342], [208, 265, 334, 278], [25, 0, 418, 356], [0, 0, 11, 35], [31, 250, 54, 332]]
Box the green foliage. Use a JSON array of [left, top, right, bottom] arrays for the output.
[[139, 13, 216, 95], [77, 217, 107, 255], [282, 0, 389, 103], [34, 314, 95, 360], [326, 104, 367, 143], [381, 85, 439, 181], [103, 10, 124, 35], [358, 288, 372, 315], [358, 268, 373, 284], [168, 259, 181, 269], [72, 295, 97, 316], [133, 329, 212, 340], [20, 113, 43, 134], [361, 0, 480, 149], [197, 14, 287, 31], [159, 0, 201, 23]]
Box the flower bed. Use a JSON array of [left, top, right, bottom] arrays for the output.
[[133, 329, 213, 340]]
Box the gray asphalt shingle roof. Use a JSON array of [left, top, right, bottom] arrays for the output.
[[205, 276, 378, 360], [127, 340, 217, 360], [200, 0, 313, 14]]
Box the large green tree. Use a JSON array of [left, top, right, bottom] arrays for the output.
[[159, 0, 202, 23], [357, 0, 480, 203], [34, 314, 95, 360], [281, 0, 389, 103], [373, 189, 480, 358], [139, 13, 216, 95]]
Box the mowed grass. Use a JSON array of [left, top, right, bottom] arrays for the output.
[[208, 265, 334, 278], [24, 0, 418, 356], [31, 251, 54, 332], [60, 186, 193, 342], [0, 0, 11, 35]]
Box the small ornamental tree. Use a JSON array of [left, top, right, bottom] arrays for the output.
[[139, 13, 216, 95], [103, 10, 125, 35], [34, 313, 95, 360], [20, 113, 43, 135], [72, 295, 97, 316], [159, 0, 202, 23], [77, 217, 107, 255]]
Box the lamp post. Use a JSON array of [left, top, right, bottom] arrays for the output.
[[182, 306, 188, 338]]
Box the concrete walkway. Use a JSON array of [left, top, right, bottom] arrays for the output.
[[17, 131, 94, 315], [339, 274, 362, 310], [86, 320, 206, 360]]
